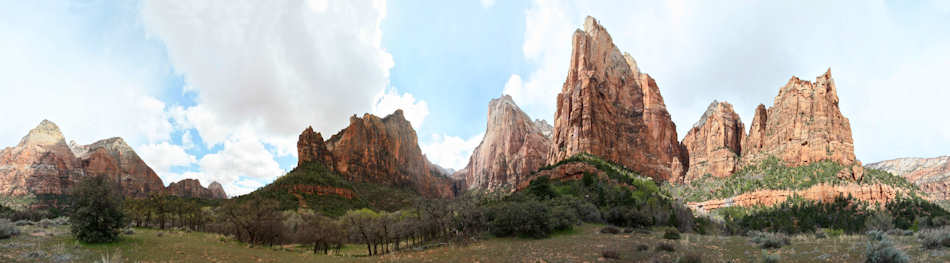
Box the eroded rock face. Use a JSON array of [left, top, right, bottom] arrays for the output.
[[740, 70, 857, 172], [298, 110, 459, 198], [208, 181, 227, 199], [0, 120, 84, 196], [688, 183, 905, 212], [297, 127, 334, 167], [548, 16, 684, 182], [681, 101, 745, 182], [166, 179, 216, 199], [868, 157, 950, 200], [72, 137, 165, 198], [458, 95, 553, 192]]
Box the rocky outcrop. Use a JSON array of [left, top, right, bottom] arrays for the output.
[[71, 137, 165, 198], [740, 69, 860, 179], [0, 120, 84, 196], [208, 181, 227, 199], [688, 183, 905, 211], [868, 157, 950, 200], [457, 95, 553, 192], [298, 110, 460, 198], [165, 179, 219, 199], [681, 101, 745, 182], [548, 16, 685, 182]]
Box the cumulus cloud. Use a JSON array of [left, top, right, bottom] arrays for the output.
[[512, 0, 950, 163], [142, 0, 395, 145], [373, 88, 430, 129], [137, 142, 197, 181], [421, 133, 484, 171], [196, 133, 285, 194]]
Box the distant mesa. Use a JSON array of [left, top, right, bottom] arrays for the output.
[[868, 156, 950, 200]]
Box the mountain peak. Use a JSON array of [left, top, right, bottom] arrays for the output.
[[18, 119, 66, 147]]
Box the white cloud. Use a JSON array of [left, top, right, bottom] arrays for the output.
[[196, 133, 285, 191], [480, 0, 495, 8], [181, 130, 195, 150], [373, 88, 430, 129], [137, 142, 197, 181], [421, 133, 484, 170], [142, 0, 394, 147]]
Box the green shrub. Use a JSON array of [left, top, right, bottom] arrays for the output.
[[664, 228, 681, 240], [762, 253, 780, 263], [550, 205, 579, 231], [748, 231, 789, 249], [827, 229, 845, 238], [0, 218, 19, 239], [656, 242, 676, 252], [918, 227, 950, 249], [488, 200, 554, 238], [865, 230, 909, 263], [600, 226, 621, 234], [866, 211, 894, 232], [679, 252, 703, 263], [69, 176, 126, 243]]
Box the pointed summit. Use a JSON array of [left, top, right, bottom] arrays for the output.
[[18, 119, 66, 147]]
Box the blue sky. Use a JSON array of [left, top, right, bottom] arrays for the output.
[[2, 0, 949, 196]]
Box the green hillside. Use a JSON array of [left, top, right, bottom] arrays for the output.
[[239, 162, 421, 217]]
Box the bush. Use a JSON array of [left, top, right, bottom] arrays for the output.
[[601, 250, 620, 259], [600, 226, 621, 234], [489, 200, 554, 238], [865, 230, 909, 263], [605, 206, 651, 228], [635, 243, 649, 251], [664, 228, 682, 240], [656, 242, 676, 252], [550, 205, 579, 231], [827, 229, 844, 238], [866, 211, 894, 232], [762, 253, 780, 263], [679, 252, 702, 263], [918, 227, 950, 249], [0, 219, 19, 239], [748, 231, 789, 249], [69, 176, 126, 243]]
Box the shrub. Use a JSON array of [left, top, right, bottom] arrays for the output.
[[550, 205, 579, 231], [601, 250, 620, 259], [918, 226, 950, 249], [635, 243, 649, 251], [664, 228, 682, 240], [827, 229, 844, 238], [600, 226, 621, 234], [656, 242, 676, 252], [865, 230, 909, 263], [489, 200, 554, 238], [749, 231, 789, 249], [762, 253, 780, 263], [815, 230, 827, 239], [866, 211, 894, 232], [605, 206, 651, 228], [69, 176, 126, 243], [0, 219, 19, 239], [679, 252, 703, 263]]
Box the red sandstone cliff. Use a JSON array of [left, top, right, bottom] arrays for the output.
[[165, 179, 227, 199], [547, 16, 685, 182], [71, 137, 165, 198], [456, 95, 552, 192], [681, 101, 745, 182], [868, 156, 950, 200]]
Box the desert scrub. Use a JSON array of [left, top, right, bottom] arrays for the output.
[[748, 231, 789, 249], [865, 230, 909, 263], [918, 226, 950, 249], [664, 228, 682, 240], [0, 218, 19, 239]]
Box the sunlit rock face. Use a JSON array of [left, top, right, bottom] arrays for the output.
[[548, 16, 685, 182], [681, 101, 745, 182], [868, 156, 950, 200], [457, 95, 552, 192]]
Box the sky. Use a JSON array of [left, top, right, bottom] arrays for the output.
[[1, 0, 949, 196]]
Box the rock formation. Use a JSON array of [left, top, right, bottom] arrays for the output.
[[0, 120, 83, 196], [71, 137, 165, 198], [548, 16, 685, 182], [456, 95, 552, 192], [208, 181, 227, 199], [740, 69, 860, 178], [297, 110, 460, 198], [681, 101, 745, 181], [868, 156, 950, 200], [165, 179, 227, 199], [688, 183, 906, 211]]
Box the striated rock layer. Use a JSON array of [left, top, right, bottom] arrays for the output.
[[0, 120, 84, 196], [456, 95, 552, 192], [548, 16, 685, 182], [297, 110, 461, 198], [688, 183, 907, 212], [71, 137, 165, 198], [681, 101, 745, 182], [739, 69, 861, 179], [868, 156, 950, 200]]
